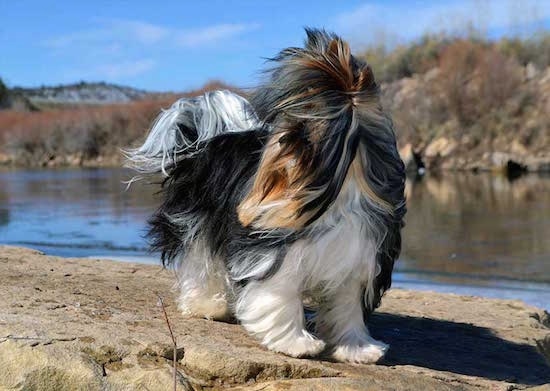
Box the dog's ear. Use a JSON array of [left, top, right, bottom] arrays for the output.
[[237, 122, 317, 230]]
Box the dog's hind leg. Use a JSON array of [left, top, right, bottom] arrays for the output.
[[316, 274, 388, 364], [235, 274, 326, 358], [175, 243, 231, 320]]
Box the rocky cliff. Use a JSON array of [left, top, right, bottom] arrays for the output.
[[1, 246, 549, 390], [385, 65, 550, 174]]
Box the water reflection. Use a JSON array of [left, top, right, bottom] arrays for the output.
[[0, 168, 549, 303], [0, 184, 9, 227], [0, 168, 159, 257], [401, 172, 550, 284]]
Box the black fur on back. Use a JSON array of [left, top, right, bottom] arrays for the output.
[[148, 129, 296, 280]]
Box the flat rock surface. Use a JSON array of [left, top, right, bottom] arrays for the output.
[[0, 246, 549, 390]]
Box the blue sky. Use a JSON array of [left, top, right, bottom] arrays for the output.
[[1, 0, 549, 91]]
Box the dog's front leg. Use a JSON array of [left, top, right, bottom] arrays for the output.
[[235, 276, 326, 358], [316, 276, 388, 364]]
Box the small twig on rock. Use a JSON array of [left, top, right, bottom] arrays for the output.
[[1, 335, 43, 341], [0, 335, 76, 344], [158, 295, 178, 391]]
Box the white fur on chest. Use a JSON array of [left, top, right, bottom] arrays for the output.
[[281, 179, 380, 296]]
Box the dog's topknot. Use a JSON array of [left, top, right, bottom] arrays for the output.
[[252, 28, 378, 123]]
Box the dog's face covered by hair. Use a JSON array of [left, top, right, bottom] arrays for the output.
[[239, 30, 393, 230], [127, 28, 406, 363]]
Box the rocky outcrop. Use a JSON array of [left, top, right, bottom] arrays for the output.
[[1, 246, 549, 390], [385, 65, 550, 173]]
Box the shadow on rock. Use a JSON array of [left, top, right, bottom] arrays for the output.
[[369, 312, 550, 386]]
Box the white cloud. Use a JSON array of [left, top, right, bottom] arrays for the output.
[[42, 19, 260, 82], [45, 19, 259, 49], [45, 30, 105, 49], [61, 59, 157, 81], [334, 0, 550, 49], [44, 19, 168, 48], [95, 59, 156, 79], [177, 23, 260, 47], [107, 19, 169, 44]]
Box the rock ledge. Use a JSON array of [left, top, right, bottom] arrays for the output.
[[1, 246, 549, 390]]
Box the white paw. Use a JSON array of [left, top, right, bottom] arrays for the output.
[[332, 339, 389, 364], [178, 294, 229, 320], [267, 332, 326, 358]]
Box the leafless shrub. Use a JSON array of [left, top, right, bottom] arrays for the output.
[[0, 81, 241, 166], [436, 40, 522, 127]]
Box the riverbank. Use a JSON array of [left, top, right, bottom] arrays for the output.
[[1, 146, 549, 175], [1, 246, 549, 390], [3, 34, 550, 172]]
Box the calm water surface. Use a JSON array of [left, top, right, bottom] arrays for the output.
[[1, 168, 549, 309]]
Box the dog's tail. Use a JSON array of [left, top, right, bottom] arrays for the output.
[[124, 90, 260, 177]]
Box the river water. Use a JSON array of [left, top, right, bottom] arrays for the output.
[[1, 168, 549, 310]]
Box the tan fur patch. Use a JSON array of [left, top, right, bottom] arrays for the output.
[[237, 135, 310, 229]]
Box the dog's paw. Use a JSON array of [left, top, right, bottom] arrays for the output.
[[332, 339, 389, 364], [178, 293, 229, 320], [268, 332, 326, 358]]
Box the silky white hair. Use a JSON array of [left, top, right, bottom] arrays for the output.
[[233, 177, 388, 362], [124, 90, 260, 177]]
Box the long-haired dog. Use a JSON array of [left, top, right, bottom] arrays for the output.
[[126, 29, 406, 363]]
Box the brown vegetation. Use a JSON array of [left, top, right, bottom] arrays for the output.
[[0, 99, 169, 166], [434, 40, 522, 126], [0, 80, 241, 167], [1, 32, 550, 171], [374, 33, 550, 171]]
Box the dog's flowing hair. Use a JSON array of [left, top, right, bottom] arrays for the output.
[[126, 29, 406, 363]]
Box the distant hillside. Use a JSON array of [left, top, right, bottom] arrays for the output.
[[11, 82, 153, 106], [7, 80, 242, 108], [0, 80, 242, 167]]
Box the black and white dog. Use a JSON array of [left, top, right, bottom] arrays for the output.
[[127, 29, 406, 363]]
